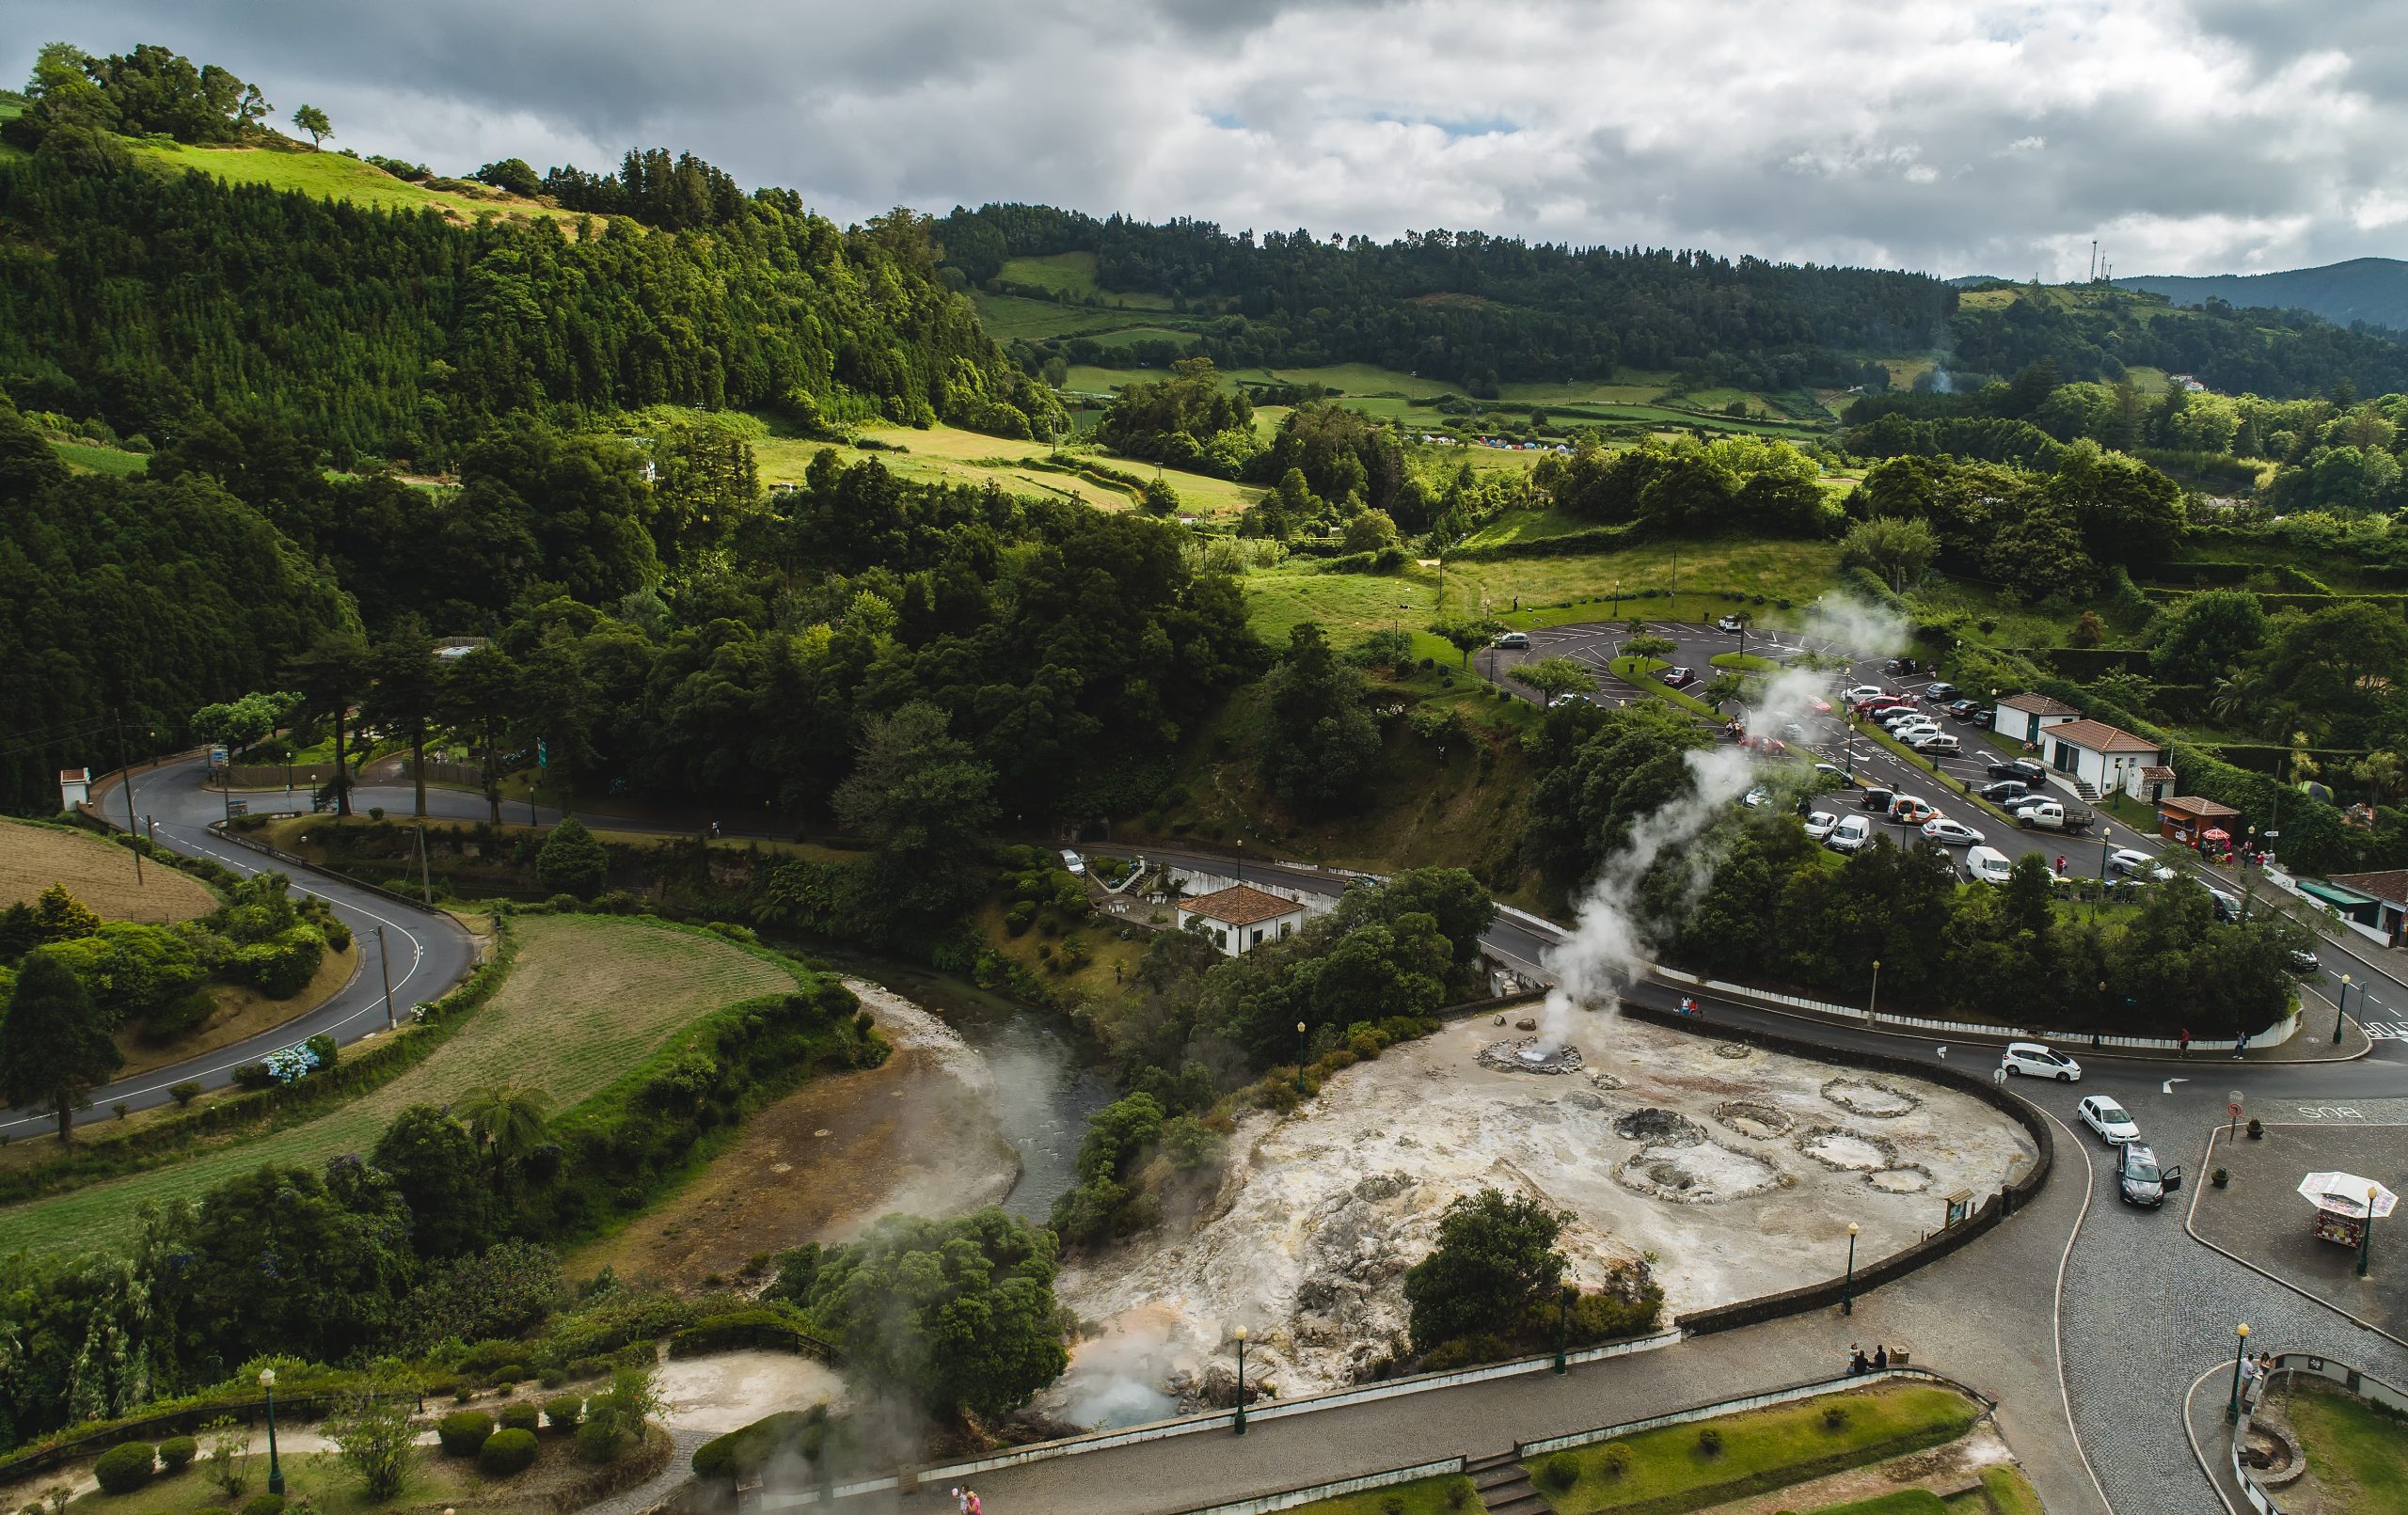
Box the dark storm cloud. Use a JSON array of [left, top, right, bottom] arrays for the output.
[[5, 0, 2400, 276]]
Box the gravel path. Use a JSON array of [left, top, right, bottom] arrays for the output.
[[579, 1428, 708, 1515]]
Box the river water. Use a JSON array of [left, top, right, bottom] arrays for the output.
[[797, 948, 1116, 1223]]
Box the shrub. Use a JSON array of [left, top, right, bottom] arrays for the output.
[[574, 1418, 620, 1465], [231, 1061, 274, 1090], [194, 1508, 230, 1515], [498, 1400, 540, 1434], [1598, 1442, 1632, 1476], [1380, 1496, 1406, 1515], [452, 1384, 476, 1403], [1696, 1427, 1724, 1457], [157, 1436, 198, 1473], [1822, 1404, 1850, 1430], [479, 1428, 540, 1476], [536, 818, 610, 897], [566, 1356, 610, 1381], [493, 1362, 529, 1385], [690, 1410, 826, 1486], [238, 1497, 284, 1515], [168, 1081, 202, 1106], [304, 1032, 337, 1069], [93, 1443, 155, 1494], [436, 1410, 494, 1457], [1539, 1454, 1577, 1493], [1446, 1482, 1470, 1510], [544, 1395, 584, 1433]]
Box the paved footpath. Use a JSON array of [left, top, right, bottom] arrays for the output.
[[883, 1106, 2105, 1515]]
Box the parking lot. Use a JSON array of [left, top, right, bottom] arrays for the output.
[[1485, 617, 2182, 883]]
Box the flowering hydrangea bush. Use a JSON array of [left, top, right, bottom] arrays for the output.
[[263, 1042, 322, 1084]]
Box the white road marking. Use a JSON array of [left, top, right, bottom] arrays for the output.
[[2162, 1078, 2188, 1094]]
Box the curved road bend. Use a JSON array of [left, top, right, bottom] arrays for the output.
[[0, 757, 477, 1140]]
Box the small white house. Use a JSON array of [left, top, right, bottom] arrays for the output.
[[1176, 883, 1308, 957], [2043, 718, 2164, 798], [58, 767, 90, 809], [1990, 692, 2082, 746]]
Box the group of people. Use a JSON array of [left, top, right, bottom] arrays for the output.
[[1846, 1343, 1893, 1375], [2237, 1350, 2280, 1412]]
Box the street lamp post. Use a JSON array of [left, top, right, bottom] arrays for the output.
[[1868, 961, 1881, 1019], [1555, 1285, 1574, 1374], [1232, 1326, 1248, 1435], [2226, 1323, 2252, 1421], [260, 1367, 284, 1494], [2095, 829, 2113, 920], [1842, 1223, 1860, 1315], [1295, 1021, 1307, 1093], [2337, 974, 2353, 1046], [2362, 1188, 2378, 1278]]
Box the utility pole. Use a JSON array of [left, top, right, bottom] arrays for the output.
[[114, 710, 143, 886], [415, 823, 433, 905], [375, 923, 397, 1029]]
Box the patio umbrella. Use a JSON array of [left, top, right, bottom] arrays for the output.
[[2203, 828, 2231, 845], [2297, 1172, 2399, 1219]]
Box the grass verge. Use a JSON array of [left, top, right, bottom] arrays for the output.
[[1527, 1381, 1981, 1513], [1291, 1474, 1481, 1514], [2287, 1374, 2408, 1511], [0, 914, 798, 1256]]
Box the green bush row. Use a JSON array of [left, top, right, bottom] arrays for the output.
[[691, 1408, 828, 1486]]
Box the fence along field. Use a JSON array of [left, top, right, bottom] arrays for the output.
[[0, 913, 800, 1256]]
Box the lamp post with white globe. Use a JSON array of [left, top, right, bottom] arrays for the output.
[[260, 1367, 285, 1494]]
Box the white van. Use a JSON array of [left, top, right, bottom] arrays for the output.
[[1962, 845, 2013, 884], [1059, 848, 1086, 876], [1829, 815, 1873, 853]]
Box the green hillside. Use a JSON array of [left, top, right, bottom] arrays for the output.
[[124, 136, 565, 227]]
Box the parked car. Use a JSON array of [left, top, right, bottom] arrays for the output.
[[1945, 699, 1983, 720], [2017, 800, 2085, 832], [1661, 666, 1697, 688], [1923, 682, 1959, 702], [2004, 792, 2052, 816], [1779, 720, 1807, 742], [2078, 1095, 2141, 1144], [1494, 630, 1530, 649], [2110, 847, 2176, 880], [1717, 614, 1747, 632], [2202, 883, 2241, 923], [1806, 696, 1832, 714], [1859, 787, 1895, 812], [1978, 780, 2031, 804], [2289, 946, 2323, 973], [1988, 758, 2047, 783], [1059, 848, 1086, 876], [1923, 816, 1984, 846], [1548, 693, 1596, 709], [2116, 1141, 2179, 1207], [1892, 723, 1942, 745], [1741, 785, 1770, 809], [2003, 1041, 2083, 1081], [1814, 763, 1846, 782], [1907, 733, 1960, 755], [1886, 657, 1921, 675], [1803, 811, 1840, 841], [1842, 685, 1887, 703], [1888, 796, 1941, 826], [1828, 815, 1874, 852], [1962, 844, 2014, 884]]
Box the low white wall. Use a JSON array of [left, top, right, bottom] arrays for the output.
[[1169, 1457, 1465, 1515]]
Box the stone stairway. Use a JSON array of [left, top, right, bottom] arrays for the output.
[[1467, 1448, 1546, 1514]]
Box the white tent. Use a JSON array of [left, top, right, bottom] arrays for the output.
[[2296, 1172, 2398, 1219]]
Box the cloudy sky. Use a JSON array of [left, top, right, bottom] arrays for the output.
[[8, 0, 2406, 278]]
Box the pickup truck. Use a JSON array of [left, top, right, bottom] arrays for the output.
[[2014, 799, 2097, 833]]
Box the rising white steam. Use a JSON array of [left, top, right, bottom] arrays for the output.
[[1536, 597, 1909, 1046]]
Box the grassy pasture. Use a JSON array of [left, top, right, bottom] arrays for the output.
[[2286, 1374, 2408, 1512], [0, 915, 799, 1256], [125, 139, 568, 229], [0, 818, 218, 923], [46, 438, 150, 476]]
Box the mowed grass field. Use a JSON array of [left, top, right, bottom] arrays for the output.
[[45, 439, 150, 476], [0, 915, 800, 1256], [0, 818, 218, 923], [124, 140, 569, 229]]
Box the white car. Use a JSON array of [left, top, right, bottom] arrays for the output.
[[1893, 724, 1941, 745], [1907, 733, 1960, 755], [1829, 815, 1873, 853], [2078, 1095, 2141, 1144], [1879, 709, 1925, 729], [1741, 785, 1770, 809], [1493, 630, 1531, 649], [1803, 811, 1839, 841], [1842, 685, 1886, 703], [1922, 817, 1984, 846], [2003, 1041, 2083, 1082], [1059, 848, 1086, 876], [2110, 847, 2176, 881], [1718, 615, 1747, 632], [1962, 845, 2013, 884]]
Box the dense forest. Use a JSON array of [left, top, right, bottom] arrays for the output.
[[938, 205, 2408, 402], [0, 63, 1055, 466]]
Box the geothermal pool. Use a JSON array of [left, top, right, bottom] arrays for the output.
[[1041, 1012, 2035, 1417]]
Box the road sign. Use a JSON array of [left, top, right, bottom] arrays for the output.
[[227, 799, 247, 816], [2228, 1090, 2244, 1118]]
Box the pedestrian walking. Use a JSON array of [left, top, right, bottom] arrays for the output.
[[951, 1488, 967, 1514], [968, 1493, 983, 1515], [2055, 854, 2067, 876], [2233, 1031, 2248, 1061], [2178, 1027, 2191, 1058]]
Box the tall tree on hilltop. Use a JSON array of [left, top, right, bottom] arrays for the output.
[[438, 647, 523, 825], [290, 103, 330, 148]]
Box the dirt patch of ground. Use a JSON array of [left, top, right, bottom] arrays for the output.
[[105, 940, 360, 1082], [564, 981, 1018, 1286], [0, 817, 218, 921], [652, 1350, 848, 1435]]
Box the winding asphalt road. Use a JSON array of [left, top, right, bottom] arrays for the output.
[[0, 756, 479, 1140]]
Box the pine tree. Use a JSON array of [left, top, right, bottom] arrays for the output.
[[0, 952, 124, 1144]]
